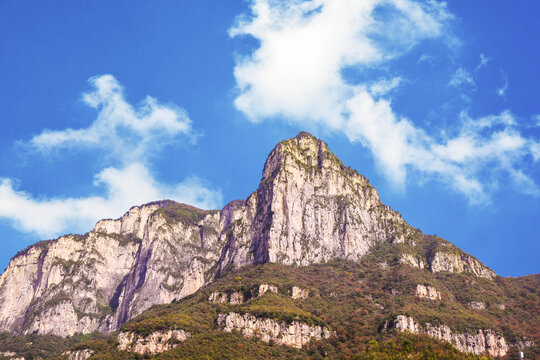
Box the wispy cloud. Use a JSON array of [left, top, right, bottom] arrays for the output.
[[230, 0, 539, 203], [369, 77, 403, 97], [497, 70, 508, 97], [0, 75, 222, 237], [475, 53, 490, 70], [418, 54, 435, 64], [448, 68, 475, 88]]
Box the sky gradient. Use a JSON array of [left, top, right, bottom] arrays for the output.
[[0, 0, 539, 276]]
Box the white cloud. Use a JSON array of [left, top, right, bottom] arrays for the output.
[[1, 75, 222, 237], [448, 68, 475, 88], [475, 53, 490, 70], [418, 54, 435, 64], [230, 0, 452, 125], [231, 0, 539, 202], [29, 75, 196, 163], [369, 77, 403, 97], [0, 164, 222, 237]]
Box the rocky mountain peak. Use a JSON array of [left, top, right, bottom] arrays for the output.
[[0, 132, 499, 339], [262, 132, 368, 188]]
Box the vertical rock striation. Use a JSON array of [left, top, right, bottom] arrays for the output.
[[0, 202, 222, 336], [216, 132, 408, 274]]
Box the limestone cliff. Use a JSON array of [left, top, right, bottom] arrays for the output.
[[117, 329, 190, 354], [217, 312, 333, 348], [390, 315, 508, 357], [216, 132, 408, 273], [0, 202, 222, 336], [0, 132, 496, 338]]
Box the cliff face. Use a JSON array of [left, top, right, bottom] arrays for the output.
[[0, 132, 496, 338], [0, 202, 222, 336], [217, 312, 333, 348], [216, 132, 407, 274], [391, 315, 509, 357]]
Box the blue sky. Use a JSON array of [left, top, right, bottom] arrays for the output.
[[0, 0, 538, 276]]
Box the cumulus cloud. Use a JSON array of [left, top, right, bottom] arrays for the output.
[[230, 0, 539, 202], [0, 164, 221, 237], [1, 75, 222, 237], [29, 75, 196, 163], [230, 0, 452, 124]]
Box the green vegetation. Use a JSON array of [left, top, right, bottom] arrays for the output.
[[3, 249, 538, 359], [0, 332, 106, 360], [153, 201, 218, 227]]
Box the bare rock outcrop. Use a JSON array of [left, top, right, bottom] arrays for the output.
[[208, 284, 279, 304], [290, 286, 309, 299], [217, 312, 333, 348], [67, 349, 94, 360], [399, 253, 425, 269], [391, 315, 508, 357], [258, 283, 279, 296], [429, 251, 495, 279], [415, 284, 441, 300], [117, 329, 190, 354], [469, 301, 486, 310]]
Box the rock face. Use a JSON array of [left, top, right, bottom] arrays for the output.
[[469, 301, 486, 310], [415, 284, 441, 300], [290, 286, 310, 299], [391, 315, 508, 357], [400, 253, 425, 269], [428, 251, 495, 279], [67, 349, 94, 360], [217, 312, 333, 348], [216, 132, 407, 273], [0, 202, 222, 336], [0, 132, 496, 337], [117, 329, 190, 354], [208, 283, 279, 304]]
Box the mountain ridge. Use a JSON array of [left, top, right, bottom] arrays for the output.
[[0, 132, 536, 359]]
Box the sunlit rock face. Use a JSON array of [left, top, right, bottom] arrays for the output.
[[217, 312, 333, 348], [0, 202, 222, 336], [216, 132, 408, 273], [117, 329, 190, 354], [391, 315, 508, 357]]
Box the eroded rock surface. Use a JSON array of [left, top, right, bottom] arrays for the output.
[[0, 202, 221, 336], [429, 251, 495, 279], [217, 312, 333, 348], [469, 301, 486, 310], [290, 286, 309, 299], [216, 132, 408, 273], [208, 283, 279, 304], [67, 349, 94, 360], [391, 315, 508, 357], [415, 284, 441, 300], [117, 329, 190, 354]]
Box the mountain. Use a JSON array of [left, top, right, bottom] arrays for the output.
[[0, 132, 537, 359]]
